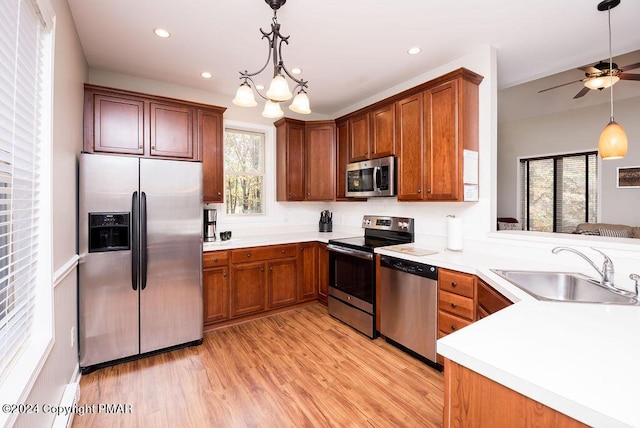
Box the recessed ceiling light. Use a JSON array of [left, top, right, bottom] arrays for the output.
[[153, 28, 171, 38], [201, 72, 212, 79], [291, 68, 302, 74], [407, 47, 421, 55]]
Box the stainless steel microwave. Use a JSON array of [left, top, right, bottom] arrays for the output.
[[345, 156, 396, 198]]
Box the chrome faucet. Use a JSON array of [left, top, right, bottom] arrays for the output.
[[630, 274, 640, 298], [551, 246, 615, 289]]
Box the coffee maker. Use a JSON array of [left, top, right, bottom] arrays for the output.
[[203, 204, 217, 242]]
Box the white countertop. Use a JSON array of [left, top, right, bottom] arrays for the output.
[[203, 229, 640, 427]]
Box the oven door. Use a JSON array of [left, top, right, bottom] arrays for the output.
[[327, 244, 375, 314]]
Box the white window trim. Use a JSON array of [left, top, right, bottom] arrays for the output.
[[220, 120, 275, 225], [0, 0, 54, 424]]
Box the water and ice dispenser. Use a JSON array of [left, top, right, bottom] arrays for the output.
[[88, 213, 130, 252]]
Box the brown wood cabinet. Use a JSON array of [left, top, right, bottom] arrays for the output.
[[349, 112, 370, 162], [84, 85, 226, 201], [335, 119, 350, 200], [199, 108, 225, 203], [203, 251, 230, 325], [305, 121, 336, 200], [444, 359, 587, 428], [298, 242, 318, 302], [318, 243, 329, 304], [396, 93, 424, 200], [476, 278, 513, 320], [231, 261, 267, 317], [370, 103, 396, 158], [275, 118, 335, 201], [268, 258, 298, 308]]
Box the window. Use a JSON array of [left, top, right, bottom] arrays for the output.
[[0, 0, 53, 416], [224, 128, 265, 215], [520, 152, 597, 233]]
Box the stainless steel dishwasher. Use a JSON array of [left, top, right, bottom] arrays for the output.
[[380, 255, 439, 365]]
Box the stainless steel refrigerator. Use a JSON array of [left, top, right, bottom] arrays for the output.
[[78, 153, 203, 373]]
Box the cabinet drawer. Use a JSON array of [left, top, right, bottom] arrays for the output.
[[203, 250, 229, 268], [439, 290, 474, 320], [439, 310, 472, 335], [231, 244, 298, 264], [439, 269, 475, 298]]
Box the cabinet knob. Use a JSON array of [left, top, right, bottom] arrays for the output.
[[451, 282, 457, 287], [217, 192, 221, 196], [417, 189, 421, 193], [213, 258, 219, 263], [427, 189, 432, 193], [451, 302, 457, 308], [261, 267, 264, 272], [223, 273, 227, 277], [247, 253, 252, 258], [269, 266, 273, 271], [451, 325, 457, 331], [281, 249, 285, 254], [307, 192, 311, 196]]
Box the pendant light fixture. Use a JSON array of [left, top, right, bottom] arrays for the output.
[[596, 0, 628, 160], [232, 0, 311, 118]]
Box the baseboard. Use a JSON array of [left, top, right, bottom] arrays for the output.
[[52, 364, 80, 428]]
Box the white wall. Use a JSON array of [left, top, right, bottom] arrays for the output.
[[15, 0, 88, 425], [89, 45, 498, 241], [498, 96, 640, 226]]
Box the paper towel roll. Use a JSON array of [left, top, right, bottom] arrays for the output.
[[447, 216, 463, 251]]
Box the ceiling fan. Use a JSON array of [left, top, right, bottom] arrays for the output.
[[538, 60, 640, 98]]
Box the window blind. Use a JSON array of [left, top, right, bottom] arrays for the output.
[[0, 0, 46, 382]]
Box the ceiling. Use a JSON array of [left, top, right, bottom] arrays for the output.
[[67, 0, 640, 116]]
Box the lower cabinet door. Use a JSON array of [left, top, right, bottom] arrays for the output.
[[268, 258, 298, 308], [203, 266, 229, 325], [298, 242, 318, 302], [231, 262, 267, 317]]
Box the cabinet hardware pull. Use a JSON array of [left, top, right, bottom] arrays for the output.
[[451, 303, 456, 308], [451, 282, 457, 287], [269, 266, 273, 271], [307, 192, 311, 196], [213, 258, 219, 263], [261, 267, 264, 272], [417, 189, 421, 193], [451, 325, 456, 331], [223, 273, 227, 277], [217, 192, 221, 196], [247, 253, 251, 258], [427, 189, 431, 193], [281, 250, 285, 253]]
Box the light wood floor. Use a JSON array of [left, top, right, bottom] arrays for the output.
[[73, 303, 444, 427]]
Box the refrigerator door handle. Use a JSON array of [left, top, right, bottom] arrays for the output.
[[131, 191, 139, 291], [141, 191, 148, 290]]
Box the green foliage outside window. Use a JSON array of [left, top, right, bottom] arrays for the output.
[[224, 129, 265, 215]]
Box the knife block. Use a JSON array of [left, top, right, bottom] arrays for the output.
[[319, 221, 332, 232]]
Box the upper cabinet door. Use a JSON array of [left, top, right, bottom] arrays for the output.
[[305, 121, 336, 201], [370, 103, 396, 158], [396, 94, 424, 201], [349, 113, 370, 162], [424, 80, 459, 201], [150, 102, 195, 159], [90, 93, 145, 155], [200, 108, 224, 203]]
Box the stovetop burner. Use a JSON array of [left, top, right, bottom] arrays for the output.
[[328, 215, 414, 252]]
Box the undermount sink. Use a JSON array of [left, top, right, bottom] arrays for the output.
[[491, 270, 638, 305]]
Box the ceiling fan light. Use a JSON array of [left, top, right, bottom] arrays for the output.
[[266, 75, 293, 101], [232, 84, 258, 107], [598, 119, 628, 159], [584, 75, 620, 90], [262, 100, 284, 118], [289, 91, 311, 114]]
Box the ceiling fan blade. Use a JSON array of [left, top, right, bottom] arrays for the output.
[[619, 73, 640, 81], [573, 87, 591, 99], [538, 79, 584, 93], [620, 62, 640, 72], [578, 66, 601, 74]]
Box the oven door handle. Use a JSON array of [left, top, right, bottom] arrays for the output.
[[327, 244, 374, 261]]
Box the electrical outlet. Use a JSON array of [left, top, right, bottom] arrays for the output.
[[70, 326, 75, 348]]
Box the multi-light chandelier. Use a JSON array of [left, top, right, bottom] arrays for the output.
[[232, 0, 311, 118]]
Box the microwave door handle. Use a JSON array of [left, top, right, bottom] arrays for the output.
[[373, 166, 381, 191]]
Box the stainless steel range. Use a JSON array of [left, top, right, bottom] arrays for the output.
[[327, 215, 414, 338]]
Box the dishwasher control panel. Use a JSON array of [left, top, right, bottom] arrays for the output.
[[380, 256, 438, 280]]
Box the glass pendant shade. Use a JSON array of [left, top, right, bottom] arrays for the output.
[[232, 84, 257, 107], [266, 75, 292, 101], [584, 75, 619, 90], [598, 119, 628, 160], [262, 100, 284, 118], [289, 91, 311, 114]]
